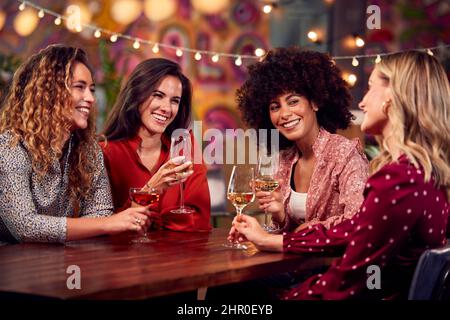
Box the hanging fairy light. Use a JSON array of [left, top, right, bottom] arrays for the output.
[[10, 1, 450, 65], [307, 31, 319, 43], [354, 35, 365, 48], [346, 74, 357, 86], [254, 48, 265, 57], [263, 4, 272, 14], [110, 34, 118, 42], [54, 16, 62, 25]]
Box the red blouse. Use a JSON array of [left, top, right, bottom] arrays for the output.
[[282, 155, 449, 299], [100, 134, 211, 232]]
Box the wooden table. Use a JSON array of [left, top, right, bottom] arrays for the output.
[[0, 228, 333, 300]]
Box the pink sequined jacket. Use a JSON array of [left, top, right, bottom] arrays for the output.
[[275, 128, 369, 231]]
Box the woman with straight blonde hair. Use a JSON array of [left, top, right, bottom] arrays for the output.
[[0, 44, 152, 244], [228, 50, 450, 299]]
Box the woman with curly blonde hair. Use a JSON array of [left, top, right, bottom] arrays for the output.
[[229, 50, 450, 299], [0, 44, 151, 244]]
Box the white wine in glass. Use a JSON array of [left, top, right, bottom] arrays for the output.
[[224, 165, 255, 250], [170, 130, 195, 214], [256, 153, 280, 232]]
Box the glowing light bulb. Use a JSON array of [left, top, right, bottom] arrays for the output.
[[110, 34, 118, 42], [355, 36, 365, 48], [94, 29, 101, 38], [352, 57, 359, 67], [152, 44, 159, 53], [235, 56, 242, 66], [54, 16, 62, 25], [194, 52, 202, 61], [307, 31, 318, 42], [133, 40, 140, 49], [211, 54, 219, 63], [254, 48, 265, 57], [263, 5, 272, 14]]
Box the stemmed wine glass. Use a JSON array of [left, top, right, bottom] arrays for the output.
[[255, 152, 280, 233], [129, 187, 161, 243], [170, 130, 195, 214], [224, 165, 255, 250]]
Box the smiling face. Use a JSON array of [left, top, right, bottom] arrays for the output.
[[69, 62, 95, 131], [138, 75, 182, 137], [269, 93, 320, 144], [358, 69, 392, 136]]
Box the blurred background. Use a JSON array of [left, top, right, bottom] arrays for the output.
[[0, 0, 449, 223]]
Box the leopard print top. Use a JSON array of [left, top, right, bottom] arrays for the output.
[[0, 131, 113, 244]]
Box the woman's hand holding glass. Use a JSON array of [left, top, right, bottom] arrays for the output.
[[144, 155, 193, 191], [255, 188, 286, 229], [228, 214, 283, 252], [104, 206, 152, 236]]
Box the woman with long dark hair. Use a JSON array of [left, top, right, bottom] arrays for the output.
[[101, 58, 211, 232]]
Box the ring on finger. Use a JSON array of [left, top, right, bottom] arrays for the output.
[[135, 218, 141, 225]]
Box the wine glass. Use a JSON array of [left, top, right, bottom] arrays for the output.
[[170, 130, 195, 214], [129, 187, 161, 243], [224, 165, 255, 250], [255, 152, 280, 233]]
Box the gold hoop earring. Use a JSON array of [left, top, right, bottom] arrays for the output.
[[382, 99, 391, 114]]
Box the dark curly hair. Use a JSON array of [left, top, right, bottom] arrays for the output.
[[236, 47, 354, 150]]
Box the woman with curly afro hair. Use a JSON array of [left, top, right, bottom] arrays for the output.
[[236, 47, 369, 232], [0, 44, 153, 243]]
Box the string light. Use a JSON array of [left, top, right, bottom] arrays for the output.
[[352, 57, 359, 67], [354, 35, 365, 47], [307, 31, 319, 43], [427, 49, 434, 56], [254, 48, 266, 57], [133, 40, 140, 49], [194, 52, 202, 61], [176, 48, 183, 57], [347, 74, 357, 86], [263, 5, 272, 14], [235, 56, 242, 66], [11, 1, 450, 64]]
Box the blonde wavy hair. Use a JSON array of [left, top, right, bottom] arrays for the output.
[[370, 51, 450, 198], [0, 44, 99, 208]]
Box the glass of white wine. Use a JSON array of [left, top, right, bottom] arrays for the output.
[[255, 153, 280, 233], [225, 165, 255, 250], [170, 130, 195, 214]]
